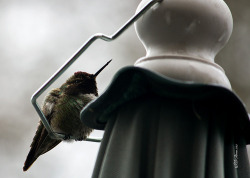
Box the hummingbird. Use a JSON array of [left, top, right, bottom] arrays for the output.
[[23, 60, 112, 171]]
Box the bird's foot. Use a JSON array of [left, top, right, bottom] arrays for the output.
[[63, 134, 72, 140], [75, 136, 87, 141]]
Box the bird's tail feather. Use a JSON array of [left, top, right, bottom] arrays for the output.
[[23, 124, 61, 171]]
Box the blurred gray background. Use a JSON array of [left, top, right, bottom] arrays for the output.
[[0, 0, 249, 177]]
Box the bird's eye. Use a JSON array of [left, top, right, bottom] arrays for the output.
[[74, 80, 81, 84]]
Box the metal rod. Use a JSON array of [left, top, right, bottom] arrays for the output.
[[31, 0, 162, 141], [85, 137, 102, 143]]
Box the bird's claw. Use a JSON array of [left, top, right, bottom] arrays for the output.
[[75, 136, 87, 141], [63, 134, 72, 140]]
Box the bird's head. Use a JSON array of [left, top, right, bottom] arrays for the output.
[[64, 72, 98, 96], [62, 59, 112, 96]]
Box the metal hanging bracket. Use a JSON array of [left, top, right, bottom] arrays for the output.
[[31, 0, 162, 142]]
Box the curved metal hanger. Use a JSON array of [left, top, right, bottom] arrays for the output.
[[31, 0, 162, 142]]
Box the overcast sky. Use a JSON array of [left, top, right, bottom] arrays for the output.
[[0, 0, 249, 177]]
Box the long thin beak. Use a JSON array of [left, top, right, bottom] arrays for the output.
[[94, 59, 112, 77]]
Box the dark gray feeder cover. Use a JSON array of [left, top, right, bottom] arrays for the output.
[[81, 67, 250, 178]]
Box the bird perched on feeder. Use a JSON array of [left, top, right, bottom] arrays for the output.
[[23, 60, 112, 171]]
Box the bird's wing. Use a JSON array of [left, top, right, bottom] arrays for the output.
[[23, 89, 62, 171], [50, 93, 96, 140]]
